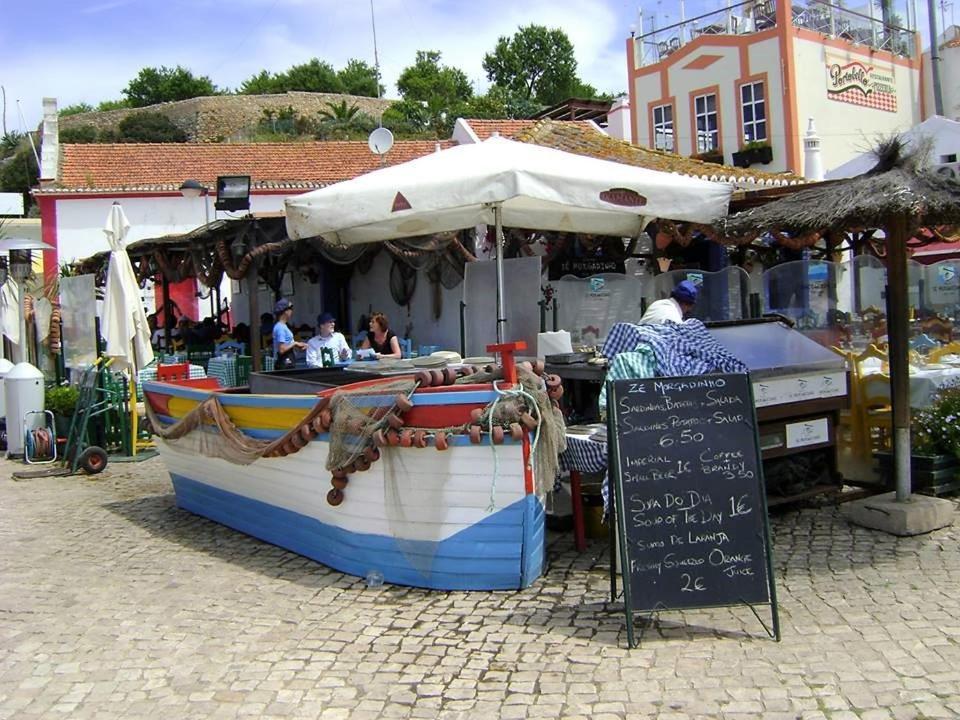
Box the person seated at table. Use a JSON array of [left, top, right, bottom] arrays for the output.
[[639, 280, 698, 325], [259, 312, 274, 343], [232, 322, 250, 349], [306, 312, 351, 366], [272, 298, 307, 369], [360, 311, 402, 359], [193, 317, 218, 345], [177, 316, 202, 345]]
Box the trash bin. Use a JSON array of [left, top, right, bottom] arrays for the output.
[[5, 363, 44, 457], [0, 357, 14, 419]]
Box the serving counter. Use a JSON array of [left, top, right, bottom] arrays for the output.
[[547, 319, 850, 502]]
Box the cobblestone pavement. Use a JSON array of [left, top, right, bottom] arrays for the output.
[[2, 455, 960, 720]]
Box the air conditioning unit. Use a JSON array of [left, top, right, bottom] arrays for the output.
[[933, 162, 959, 180]]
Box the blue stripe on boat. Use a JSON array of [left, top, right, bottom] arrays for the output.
[[169, 474, 542, 590], [411, 390, 497, 406], [520, 494, 545, 587]]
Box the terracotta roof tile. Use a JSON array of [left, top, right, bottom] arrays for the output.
[[49, 140, 453, 193], [513, 120, 804, 187]]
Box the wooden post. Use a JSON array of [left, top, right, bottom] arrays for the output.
[[161, 274, 172, 352], [248, 257, 262, 373], [487, 340, 526, 385], [885, 216, 912, 501]]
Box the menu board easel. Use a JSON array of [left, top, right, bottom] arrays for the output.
[[606, 374, 780, 647]]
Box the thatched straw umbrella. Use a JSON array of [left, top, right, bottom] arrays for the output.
[[716, 140, 960, 501]]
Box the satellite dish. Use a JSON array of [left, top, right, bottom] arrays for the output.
[[368, 127, 394, 155]]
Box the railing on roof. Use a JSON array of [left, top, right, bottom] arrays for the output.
[[793, 0, 915, 57], [633, 0, 916, 68]]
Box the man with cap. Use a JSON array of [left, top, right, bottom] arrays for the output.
[[639, 280, 698, 325], [306, 312, 351, 367], [272, 298, 307, 369]]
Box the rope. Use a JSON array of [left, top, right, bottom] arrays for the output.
[[486, 380, 542, 512]]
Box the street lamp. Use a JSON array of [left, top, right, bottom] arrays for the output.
[[178, 179, 208, 199], [0, 237, 56, 364]]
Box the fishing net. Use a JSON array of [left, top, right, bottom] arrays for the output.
[[454, 366, 566, 496], [324, 376, 419, 472]]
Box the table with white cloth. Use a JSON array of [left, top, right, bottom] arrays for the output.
[[862, 361, 960, 408], [558, 428, 609, 551], [137, 364, 206, 396], [206, 355, 275, 388]]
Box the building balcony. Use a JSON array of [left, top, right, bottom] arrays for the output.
[[633, 0, 917, 67]]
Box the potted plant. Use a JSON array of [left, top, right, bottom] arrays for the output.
[[45, 384, 80, 436], [732, 140, 773, 168], [877, 381, 960, 495]]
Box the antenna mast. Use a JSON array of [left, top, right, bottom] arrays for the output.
[[370, 0, 382, 102]]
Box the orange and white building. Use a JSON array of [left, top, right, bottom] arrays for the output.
[[626, 0, 924, 175]]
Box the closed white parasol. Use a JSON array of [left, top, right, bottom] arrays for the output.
[[101, 203, 154, 372]]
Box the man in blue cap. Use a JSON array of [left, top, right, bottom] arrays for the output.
[[639, 279, 698, 325], [306, 311, 351, 367]]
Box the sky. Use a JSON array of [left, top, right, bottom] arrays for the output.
[[0, 0, 944, 134]]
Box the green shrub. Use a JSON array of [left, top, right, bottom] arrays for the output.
[[45, 385, 80, 417]]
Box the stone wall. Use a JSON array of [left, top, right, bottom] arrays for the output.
[[59, 93, 395, 142]]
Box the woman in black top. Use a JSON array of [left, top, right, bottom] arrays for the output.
[[360, 311, 402, 359]]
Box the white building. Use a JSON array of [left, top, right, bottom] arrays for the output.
[[627, 0, 923, 174], [922, 25, 960, 122]]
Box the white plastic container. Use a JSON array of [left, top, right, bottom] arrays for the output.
[[5, 362, 45, 457], [0, 357, 14, 419]]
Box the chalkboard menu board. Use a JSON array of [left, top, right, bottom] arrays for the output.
[[607, 373, 779, 644]]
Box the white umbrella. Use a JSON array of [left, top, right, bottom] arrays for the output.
[[101, 203, 154, 372], [285, 136, 732, 341]]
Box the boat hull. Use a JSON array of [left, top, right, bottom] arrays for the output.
[[145, 381, 545, 590]]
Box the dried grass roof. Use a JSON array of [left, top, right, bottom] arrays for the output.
[[512, 120, 803, 188], [717, 139, 960, 239]]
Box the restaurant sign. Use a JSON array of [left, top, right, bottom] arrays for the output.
[[825, 55, 897, 112]]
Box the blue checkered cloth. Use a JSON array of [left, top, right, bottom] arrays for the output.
[[559, 434, 608, 474], [559, 434, 611, 512], [598, 348, 657, 414], [602, 320, 747, 377]]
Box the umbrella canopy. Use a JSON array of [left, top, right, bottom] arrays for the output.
[[285, 136, 732, 244], [716, 139, 960, 502], [101, 204, 154, 372]]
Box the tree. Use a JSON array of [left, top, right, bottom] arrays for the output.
[[393, 50, 472, 137], [59, 103, 93, 117], [464, 85, 540, 120], [316, 101, 374, 140], [97, 99, 131, 112], [337, 59, 383, 97], [240, 59, 344, 95], [240, 70, 277, 95], [1, 131, 25, 159], [279, 59, 344, 93], [123, 66, 218, 107], [117, 112, 188, 142], [0, 146, 39, 211], [482, 25, 588, 106]]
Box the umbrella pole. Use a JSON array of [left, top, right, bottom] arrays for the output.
[[886, 216, 912, 501], [494, 204, 506, 344]]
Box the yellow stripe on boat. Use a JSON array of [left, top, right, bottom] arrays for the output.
[[166, 396, 311, 431]]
